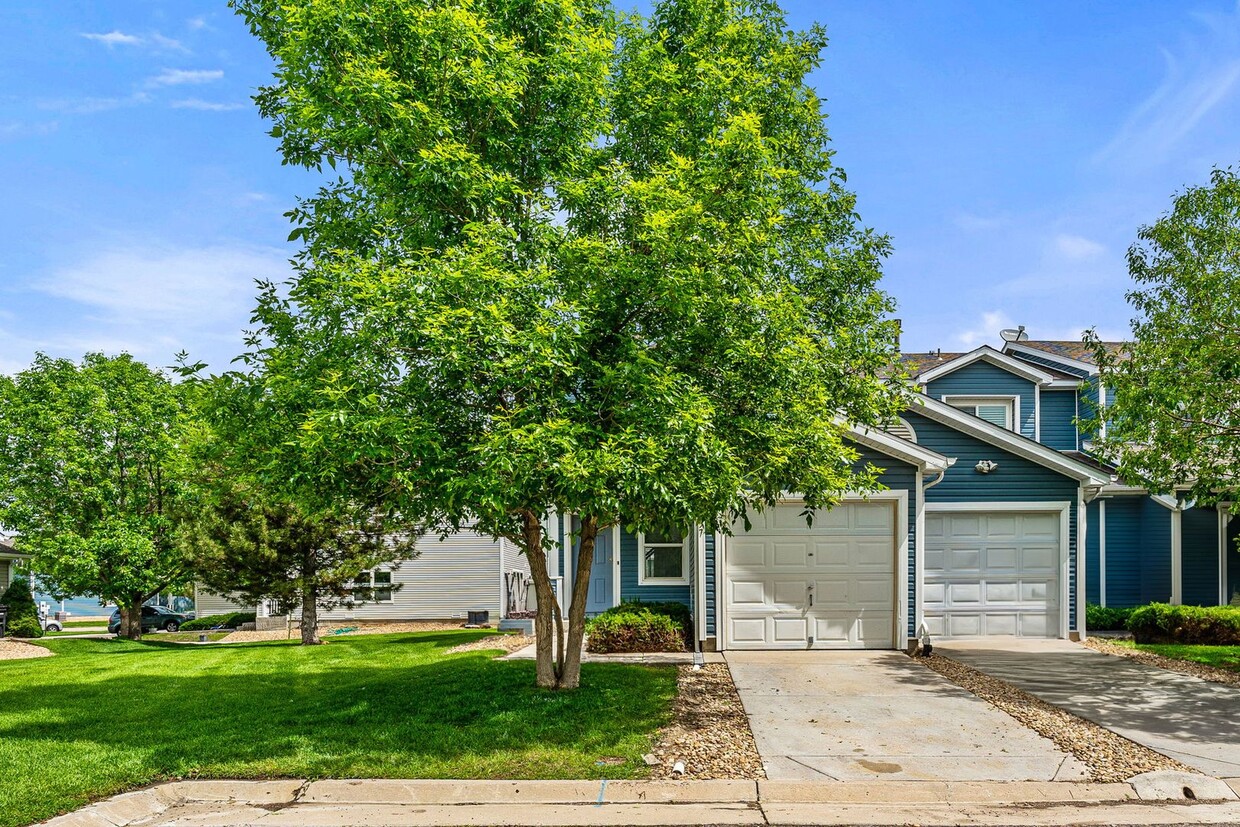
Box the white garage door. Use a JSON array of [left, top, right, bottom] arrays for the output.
[[726, 501, 897, 650], [924, 511, 1061, 638]]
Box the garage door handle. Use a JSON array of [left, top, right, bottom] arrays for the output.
[[807, 585, 813, 607]]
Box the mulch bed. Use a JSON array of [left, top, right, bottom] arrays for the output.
[[921, 653, 1191, 782], [1084, 637, 1240, 689], [648, 663, 765, 780], [446, 634, 534, 655], [0, 640, 53, 660]]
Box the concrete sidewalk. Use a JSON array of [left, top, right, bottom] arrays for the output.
[[938, 638, 1240, 777], [726, 650, 1085, 782], [41, 778, 1240, 827]]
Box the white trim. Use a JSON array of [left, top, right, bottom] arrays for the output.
[[1099, 499, 1107, 608], [914, 468, 925, 644], [845, 421, 950, 471], [1077, 486, 1087, 639], [1219, 507, 1231, 606], [917, 345, 1056, 385], [562, 512, 573, 613], [925, 500, 1073, 640], [612, 524, 622, 607], [637, 530, 692, 587], [913, 394, 1112, 484], [1171, 508, 1183, 605], [1098, 485, 1179, 511], [1047, 378, 1085, 389], [1098, 380, 1108, 440], [499, 536, 507, 616], [694, 525, 707, 646], [1034, 385, 1041, 443], [941, 394, 1019, 433], [1003, 342, 1098, 376], [717, 491, 910, 651]]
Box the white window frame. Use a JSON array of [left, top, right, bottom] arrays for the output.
[[352, 569, 395, 604], [941, 394, 1019, 432], [637, 530, 691, 586]]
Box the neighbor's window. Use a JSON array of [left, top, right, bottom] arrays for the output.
[[640, 529, 690, 585], [352, 570, 394, 603], [946, 397, 1015, 431]]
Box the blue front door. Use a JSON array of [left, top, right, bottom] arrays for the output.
[[583, 526, 614, 616]]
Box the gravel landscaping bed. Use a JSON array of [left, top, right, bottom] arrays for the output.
[[222, 620, 479, 643], [447, 634, 534, 655], [1084, 637, 1240, 688], [921, 653, 1190, 782], [648, 663, 764, 780], [0, 640, 53, 660]]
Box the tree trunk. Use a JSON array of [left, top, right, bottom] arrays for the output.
[[558, 515, 599, 690], [300, 579, 322, 645], [521, 511, 562, 689], [121, 594, 144, 640]]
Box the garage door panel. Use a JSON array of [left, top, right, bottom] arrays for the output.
[[924, 510, 1061, 640], [726, 502, 897, 650]]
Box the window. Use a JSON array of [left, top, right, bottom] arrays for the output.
[[639, 529, 690, 585], [946, 397, 1016, 431], [352, 570, 394, 603]]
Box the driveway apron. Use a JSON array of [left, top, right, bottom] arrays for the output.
[[937, 638, 1240, 778], [724, 650, 1085, 782]]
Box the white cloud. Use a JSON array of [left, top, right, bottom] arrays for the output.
[[1095, 6, 1240, 167], [187, 17, 208, 31], [149, 33, 188, 53], [953, 310, 1014, 349], [81, 31, 143, 47], [170, 98, 245, 112], [39, 245, 288, 326], [147, 69, 224, 87], [37, 94, 149, 115], [1052, 233, 1106, 261], [950, 309, 1125, 350], [953, 212, 1009, 232], [0, 121, 58, 140]]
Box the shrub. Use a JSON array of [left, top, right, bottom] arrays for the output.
[[586, 603, 688, 653], [1, 576, 43, 638], [598, 600, 693, 636], [1086, 603, 1134, 632], [181, 612, 256, 631], [1127, 603, 1240, 645]]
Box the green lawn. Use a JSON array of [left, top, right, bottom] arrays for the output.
[[1114, 640, 1240, 672], [0, 631, 676, 827]]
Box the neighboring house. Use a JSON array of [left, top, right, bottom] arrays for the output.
[[193, 526, 531, 624], [0, 537, 29, 592]]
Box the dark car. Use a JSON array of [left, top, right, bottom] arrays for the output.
[[108, 605, 190, 635]]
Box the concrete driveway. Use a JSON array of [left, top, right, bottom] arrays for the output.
[[724, 650, 1085, 782], [937, 638, 1240, 778]]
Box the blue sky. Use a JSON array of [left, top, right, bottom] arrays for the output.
[[1, 1, 1239, 376]]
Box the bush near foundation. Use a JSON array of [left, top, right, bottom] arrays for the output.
[[1086, 603, 1135, 631], [0, 576, 43, 638], [181, 612, 256, 632], [586, 602, 689, 653], [1127, 603, 1240, 645]]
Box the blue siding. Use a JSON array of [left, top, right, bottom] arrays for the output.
[[704, 533, 716, 637], [1229, 518, 1240, 604], [925, 361, 1037, 440], [1086, 499, 1101, 605], [1140, 499, 1173, 604], [1078, 379, 1101, 443], [850, 442, 919, 638], [1040, 389, 1078, 451], [620, 528, 691, 605], [1182, 506, 1219, 606], [1100, 496, 1144, 607], [904, 411, 1081, 632]]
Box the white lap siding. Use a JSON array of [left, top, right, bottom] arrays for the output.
[[193, 585, 256, 616]]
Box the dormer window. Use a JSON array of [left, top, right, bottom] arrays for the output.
[[944, 396, 1016, 431]]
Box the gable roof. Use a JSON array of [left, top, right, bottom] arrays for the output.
[[904, 345, 1056, 385], [846, 423, 953, 473], [0, 537, 27, 558], [1003, 340, 1127, 375], [908, 394, 1113, 485]]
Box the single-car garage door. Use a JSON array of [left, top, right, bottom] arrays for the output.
[[924, 510, 1061, 638], [725, 501, 897, 649]]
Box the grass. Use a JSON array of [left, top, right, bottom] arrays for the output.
[[1113, 639, 1240, 672], [0, 631, 676, 827]]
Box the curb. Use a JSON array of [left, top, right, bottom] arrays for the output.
[[39, 777, 1240, 827]]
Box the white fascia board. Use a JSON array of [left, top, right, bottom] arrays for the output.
[[1098, 486, 1179, 511], [846, 423, 952, 472], [916, 345, 1056, 386], [1003, 342, 1099, 376], [911, 394, 1111, 485], [1046, 379, 1085, 389]]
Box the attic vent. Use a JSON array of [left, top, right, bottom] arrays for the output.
[[888, 417, 917, 443]]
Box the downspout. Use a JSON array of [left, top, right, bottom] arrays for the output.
[[914, 460, 954, 654]]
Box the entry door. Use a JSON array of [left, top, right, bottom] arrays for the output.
[[583, 526, 614, 615], [725, 502, 897, 649]]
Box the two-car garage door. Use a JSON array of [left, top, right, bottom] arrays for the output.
[[725, 502, 898, 649]]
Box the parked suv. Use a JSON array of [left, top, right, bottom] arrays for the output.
[[108, 605, 190, 635]]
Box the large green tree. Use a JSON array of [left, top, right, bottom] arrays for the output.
[[0, 354, 193, 639], [234, 0, 901, 688], [1087, 165, 1240, 501]]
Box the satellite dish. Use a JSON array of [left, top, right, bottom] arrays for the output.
[[1000, 325, 1028, 342]]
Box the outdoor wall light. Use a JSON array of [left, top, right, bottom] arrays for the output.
[[974, 460, 999, 474]]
